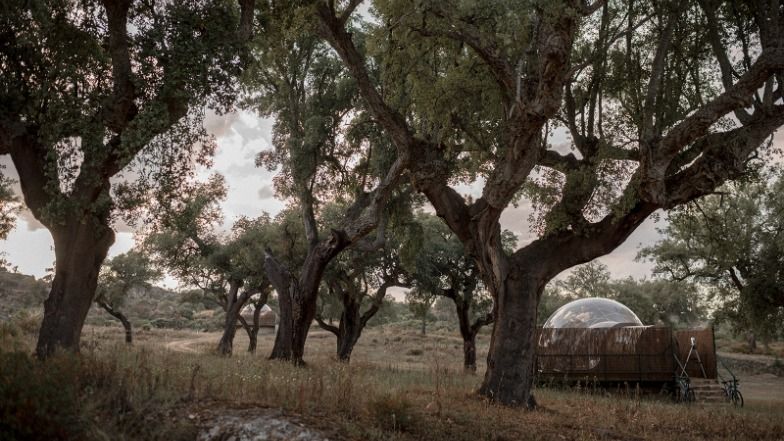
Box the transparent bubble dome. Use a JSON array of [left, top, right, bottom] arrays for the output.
[[542, 297, 643, 328]]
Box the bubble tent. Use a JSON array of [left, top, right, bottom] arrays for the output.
[[538, 298, 648, 372], [542, 297, 644, 329], [535, 298, 720, 383]]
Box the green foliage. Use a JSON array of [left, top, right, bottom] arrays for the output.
[[402, 212, 494, 323], [1, 0, 249, 226], [0, 167, 19, 240], [97, 250, 162, 309], [641, 170, 784, 339], [244, 0, 402, 254], [144, 173, 297, 312], [318, 200, 413, 327]]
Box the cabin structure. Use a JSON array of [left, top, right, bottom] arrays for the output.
[[536, 298, 735, 403], [238, 304, 277, 329]]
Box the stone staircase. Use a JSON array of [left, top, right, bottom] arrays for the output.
[[690, 378, 727, 403]]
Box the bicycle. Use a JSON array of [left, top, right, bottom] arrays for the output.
[[676, 376, 695, 404], [721, 377, 743, 407]]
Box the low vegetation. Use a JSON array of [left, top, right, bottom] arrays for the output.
[[1, 320, 783, 441]]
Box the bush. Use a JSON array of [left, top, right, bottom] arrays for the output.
[[0, 351, 85, 440], [0, 350, 195, 441], [367, 393, 419, 433], [10, 309, 41, 335]]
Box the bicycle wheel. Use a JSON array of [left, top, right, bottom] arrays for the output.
[[732, 390, 744, 407]]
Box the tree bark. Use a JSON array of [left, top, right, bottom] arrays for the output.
[[316, 283, 389, 362], [445, 288, 492, 374], [478, 267, 541, 407], [463, 336, 477, 373], [266, 232, 352, 364], [336, 301, 362, 362], [36, 220, 115, 358], [243, 291, 268, 353], [247, 302, 262, 353], [97, 299, 132, 344], [217, 281, 246, 356]]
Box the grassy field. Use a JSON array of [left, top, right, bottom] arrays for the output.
[[1, 321, 783, 441]]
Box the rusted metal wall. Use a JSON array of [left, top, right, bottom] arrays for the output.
[[535, 327, 717, 382], [673, 328, 717, 379]]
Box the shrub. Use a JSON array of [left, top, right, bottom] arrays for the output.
[[0, 351, 85, 440], [10, 309, 41, 335], [367, 393, 419, 433]]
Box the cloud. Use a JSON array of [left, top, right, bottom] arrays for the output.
[[17, 208, 46, 231], [204, 110, 240, 139], [258, 185, 275, 199]]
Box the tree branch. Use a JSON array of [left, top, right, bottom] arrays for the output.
[[315, 313, 340, 336]]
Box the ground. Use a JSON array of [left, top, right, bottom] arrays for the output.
[[2, 322, 783, 440]]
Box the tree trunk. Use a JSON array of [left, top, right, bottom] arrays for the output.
[[247, 302, 262, 353], [217, 281, 243, 356], [478, 266, 542, 408], [245, 292, 268, 353], [463, 335, 477, 373], [421, 316, 427, 335], [269, 282, 321, 364], [36, 221, 115, 358], [270, 289, 295, 360], [336, 300, 361, 362], [746, 331, 757, 352], [450, 290, 478, 373], [98, 300, 132, 344], [267, 233, 350, 364]]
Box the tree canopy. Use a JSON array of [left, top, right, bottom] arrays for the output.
[[641, 170, 784, 339], [0, 0, 256, 357], [315, 0, 784, 405]]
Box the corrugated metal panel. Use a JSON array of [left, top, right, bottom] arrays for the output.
[[535, 327, 717, 382]]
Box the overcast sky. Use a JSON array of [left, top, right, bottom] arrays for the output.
[[0, 108, 676, 288]]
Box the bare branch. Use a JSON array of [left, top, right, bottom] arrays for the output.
[[339, 0, 363, 26]]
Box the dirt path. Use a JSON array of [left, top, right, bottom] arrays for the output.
[[164, 332, 220, 353]]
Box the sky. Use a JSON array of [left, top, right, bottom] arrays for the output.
[[0, 108, 670, 289]]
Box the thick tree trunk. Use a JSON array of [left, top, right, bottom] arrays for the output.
[[336, 300, 361, 362], [269, 282, 320, 364], [269, 280, 298, 361], [36, 221, 115, 358], [336, 333, 359, 361], [478, 263, 542, 408], [98, 300, 132, 344], [267, 233, 350, 364], [317, 283, 389, 362], [217, 281, 243, 356]]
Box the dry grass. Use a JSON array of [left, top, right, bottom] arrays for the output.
[[1, 322, 783, 441]]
